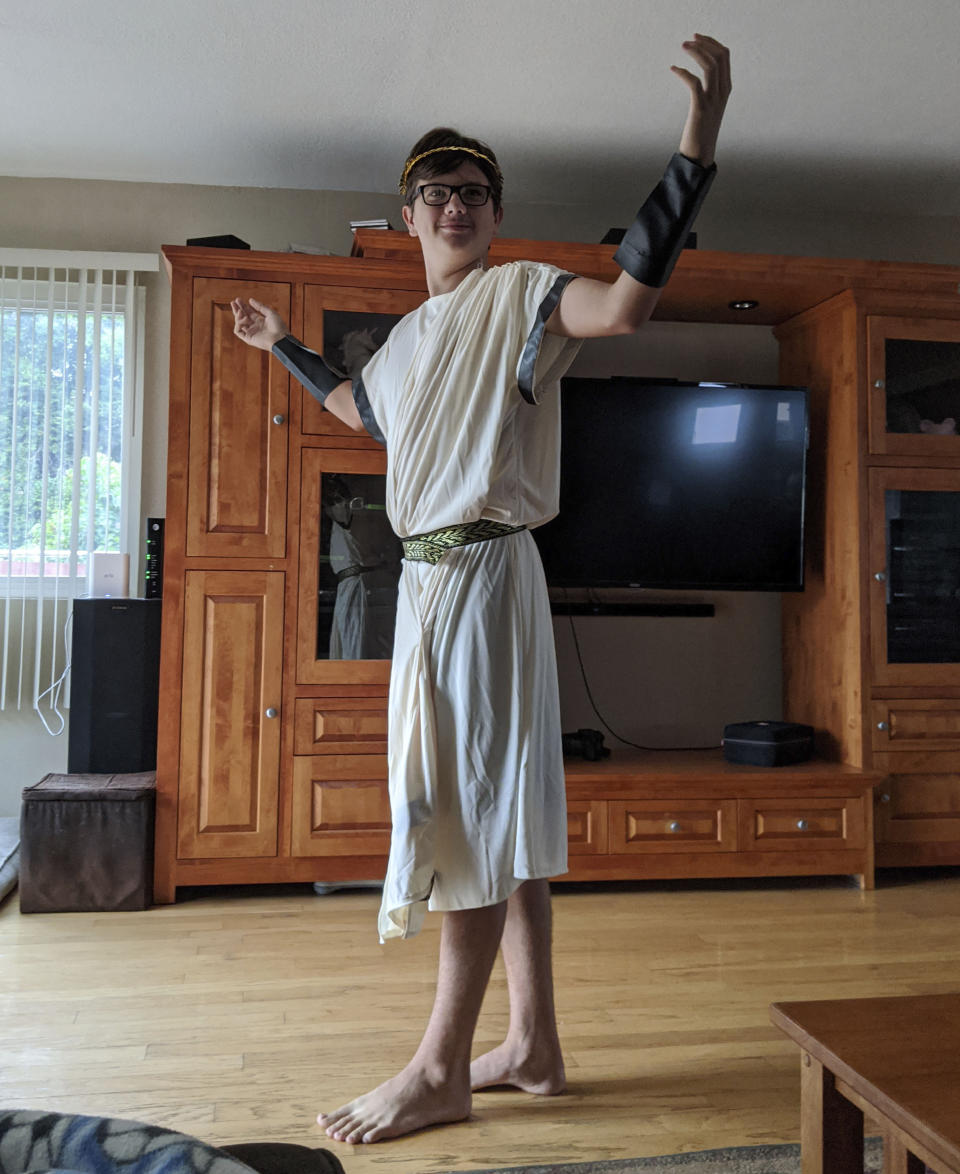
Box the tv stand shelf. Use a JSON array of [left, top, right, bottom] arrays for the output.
[[561, 750, 879, 890]]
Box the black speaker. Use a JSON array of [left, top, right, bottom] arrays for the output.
[[68, 598, 163, 773]]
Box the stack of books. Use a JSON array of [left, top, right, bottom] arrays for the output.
[[349, 218, 393, 232]]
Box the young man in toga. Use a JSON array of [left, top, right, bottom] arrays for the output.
[[232, 33, 730, 1145]]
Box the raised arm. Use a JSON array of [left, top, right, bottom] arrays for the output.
[[547, 34, 731, 339], [231, 297, 365, 432]]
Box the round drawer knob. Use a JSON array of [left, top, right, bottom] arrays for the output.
[[874, 571, 886, 582], [796, 819, 808, 831], [272, 414, 285, 425], [880, 793, 891, 803], [265, 707, 279, 719], [874, 379, 885, 389], [668, 821, 681, 833], [877, 721, 889, 731]]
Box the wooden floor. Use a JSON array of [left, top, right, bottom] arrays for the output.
[[2, 871, 960, 1174]]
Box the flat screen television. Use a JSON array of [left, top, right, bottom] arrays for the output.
[[532, 377, 809, 596]]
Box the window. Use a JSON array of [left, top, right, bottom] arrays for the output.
[[0, 248, 158, 720]]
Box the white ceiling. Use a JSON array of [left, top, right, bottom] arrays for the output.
[[2, 0, 959, 219]]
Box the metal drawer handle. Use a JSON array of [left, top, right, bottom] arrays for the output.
[[874, 571, 886, 582], [796, 819, 808, 831], [877, 721, 889, 731], [272, 414, 285, 425], [880, 793, 891, 803], [265, 707, 279, 719], [668, 821, 682, 833]]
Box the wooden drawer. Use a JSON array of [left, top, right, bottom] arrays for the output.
[[567, 800, 608, 855], [871, 700, 960, 754], [294, 698, 388, 755], [291, 755, 391, 857], [874, 773, 960, 844], [738, 797, 865, 851], [608, 799, 737, 854]]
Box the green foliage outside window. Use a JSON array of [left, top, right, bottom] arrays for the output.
[[0, 306, 124, 574]]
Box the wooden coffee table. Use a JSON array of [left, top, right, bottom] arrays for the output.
[[771, 995, 960, 1174]]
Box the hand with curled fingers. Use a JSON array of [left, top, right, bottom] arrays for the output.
[[673, 34, 731, 169], [231, 296, 288, 351]]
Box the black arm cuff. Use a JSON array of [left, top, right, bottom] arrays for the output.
[[272, 335, 344, 404], [613, 153, 717, 288]]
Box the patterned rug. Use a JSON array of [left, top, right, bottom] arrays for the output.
[[446, 1136, 883, 1174]]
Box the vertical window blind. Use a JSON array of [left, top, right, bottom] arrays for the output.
[[0, 248, 158, 729]]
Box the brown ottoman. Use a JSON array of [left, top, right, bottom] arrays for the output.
[[19, 772, 156, 913]]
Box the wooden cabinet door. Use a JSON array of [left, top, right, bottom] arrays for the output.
[[737, 797, 865, 851], [870, 699, 960, 754], [187, 278, 291, 557], [867, 316, 960, 458], [874, 773, 960, 846], [294, 697, 388, 755], [608, 799, 737, 853], [178, 570, 284, 859], [867, 467, 960, 687], [291, 755, 391, 859]]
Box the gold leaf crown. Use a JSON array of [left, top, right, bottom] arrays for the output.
[[398, 146, 503, 197]]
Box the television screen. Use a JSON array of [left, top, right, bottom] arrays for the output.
[[532, 377, 809, 593]]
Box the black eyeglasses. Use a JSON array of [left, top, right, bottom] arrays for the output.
[[414, 182, 494, 207]]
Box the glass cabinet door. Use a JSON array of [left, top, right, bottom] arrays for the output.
[[299, 284, 424, 445], [868, 467, 960, 686], [297, 448, 401, 685], [867, 317, 960, 456]]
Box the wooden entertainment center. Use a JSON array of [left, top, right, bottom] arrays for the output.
[[154, 232, 960, 903]]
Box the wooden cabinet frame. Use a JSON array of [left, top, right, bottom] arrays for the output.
[[156, 242, 960, 901], [781, 290, 960, 870]]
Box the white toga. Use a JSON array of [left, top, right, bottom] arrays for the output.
[[358, 260, 582, 940]]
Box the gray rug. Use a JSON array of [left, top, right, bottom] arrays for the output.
[[446, 1136, 883, 1174]]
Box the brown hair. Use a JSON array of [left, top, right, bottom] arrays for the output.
[[399, 127, 503, 211]]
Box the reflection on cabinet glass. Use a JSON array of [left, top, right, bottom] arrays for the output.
[[885, 338, 960, 435], [317, 471, 402, 660], [323, 309, 402, 377], [868, 317, 960, 456], [885, 488, 960, 663]]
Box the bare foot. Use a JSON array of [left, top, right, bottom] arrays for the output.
[[470, 1041, 566, 1095], [317, 1065, 471, 1144]]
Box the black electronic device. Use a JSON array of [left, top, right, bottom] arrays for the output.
[[68, 598, 162, 773], [533, 378, 808, 600], [144, 517, 164, 599], [185, 234, 250, 249], [562, 728, 610, 761], [722, 720, 814, 767]]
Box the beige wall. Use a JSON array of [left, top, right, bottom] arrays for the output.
[[2, 173, 959, 813]]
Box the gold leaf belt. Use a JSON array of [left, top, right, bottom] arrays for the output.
[[401, 520, 526, 565]]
